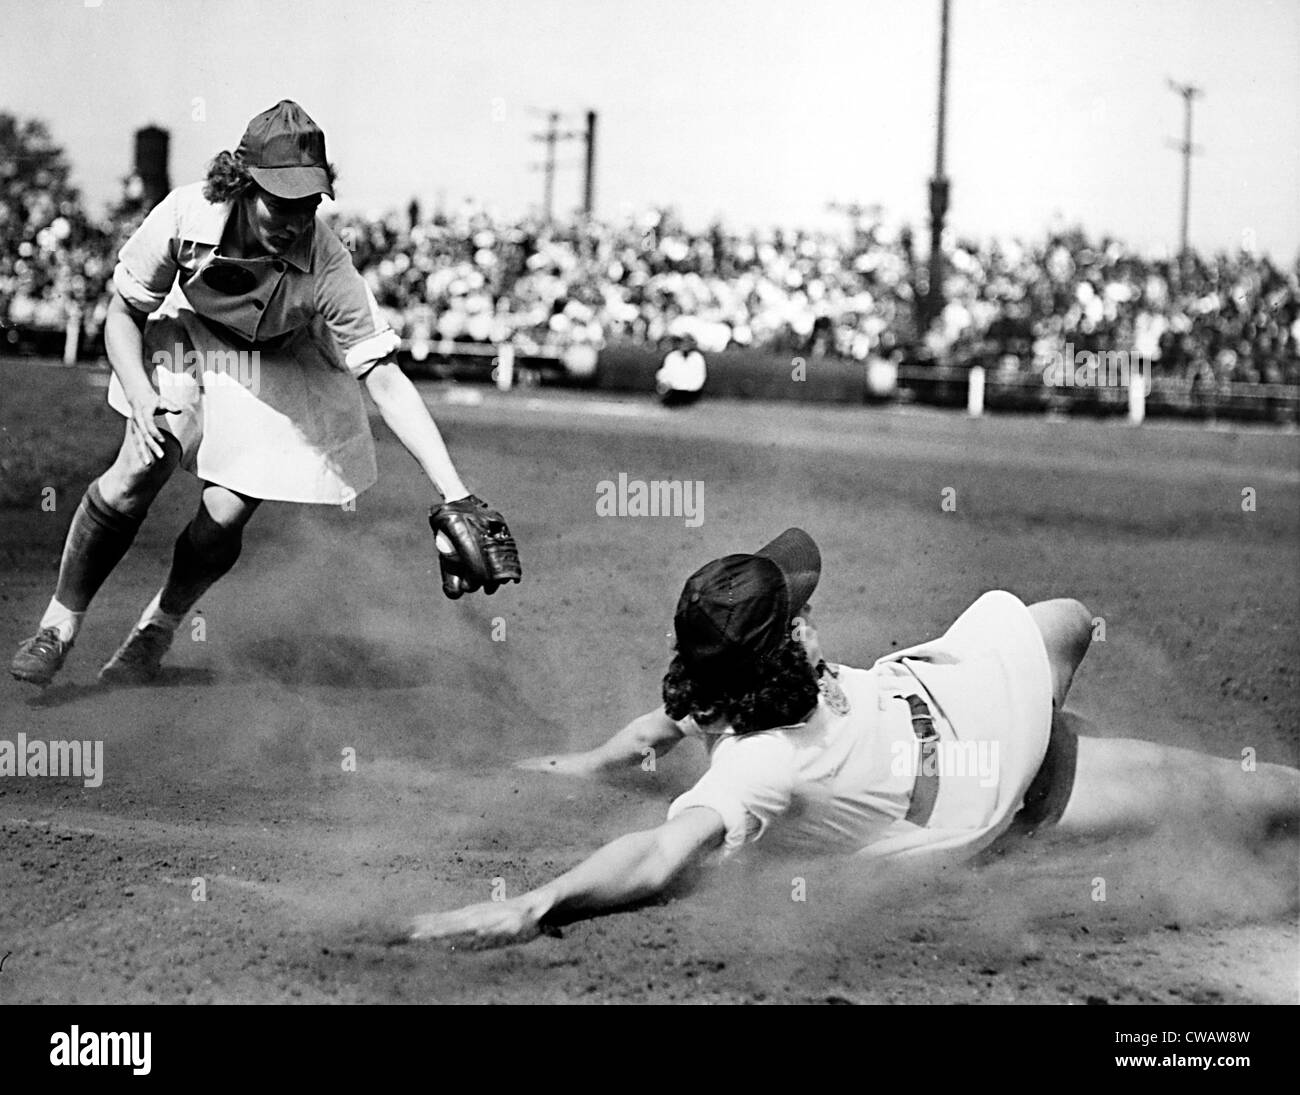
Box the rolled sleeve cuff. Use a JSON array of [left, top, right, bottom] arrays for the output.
[[342, 328, 401, 377], [112, 262, 168, 315], [667, 790, 754, 855]]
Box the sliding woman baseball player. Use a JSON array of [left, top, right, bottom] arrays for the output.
[[411, 527, 1298, 948], [11, 100, 519, 687]]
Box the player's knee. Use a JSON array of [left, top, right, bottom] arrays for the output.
[[1032, 597, 1093, 652], [1027, 598, 1094, 708], [99, 442, 179, 515], [199, 487, 259, 530], [1061, 598, 1094, 654]]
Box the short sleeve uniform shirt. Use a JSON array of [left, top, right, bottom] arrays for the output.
[[108, 182, 401, 503]]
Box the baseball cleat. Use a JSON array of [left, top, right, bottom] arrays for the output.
[[98, 623, 175, 686], [10, 627, 74, 685]]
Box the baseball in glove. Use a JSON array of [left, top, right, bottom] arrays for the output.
[[429, 495, 522, 599]]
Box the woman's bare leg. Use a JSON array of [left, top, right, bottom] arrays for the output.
[[1027, 598, 1093, 710], [1054, 716, 1299, 841], [1017, 602, 1297, 844]]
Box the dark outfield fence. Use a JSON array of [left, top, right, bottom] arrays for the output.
[[595, 344, 866, 403], [590, 344, 1300, 426], [893, 364, 1299, 425]]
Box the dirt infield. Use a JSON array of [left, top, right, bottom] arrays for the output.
[[1, 358, 1296, 1004]]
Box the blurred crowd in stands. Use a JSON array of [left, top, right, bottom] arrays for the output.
[[342, 203, 1298, 388], [5, 178, 1298, 388], [930, 229, 1300, 387], [0, 189, 117, 344], [0, 115, 147, 354]]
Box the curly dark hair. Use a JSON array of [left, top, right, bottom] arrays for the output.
[[203, 150, 338, 203], [662, 634, 820, 735]]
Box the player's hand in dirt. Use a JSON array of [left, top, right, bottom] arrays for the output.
[[410, 898, 546, 950], [516, 752, 602, 778]]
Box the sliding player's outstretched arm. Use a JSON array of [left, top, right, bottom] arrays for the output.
[[517, 706, 686, 777], [410, 806, 724, 949]]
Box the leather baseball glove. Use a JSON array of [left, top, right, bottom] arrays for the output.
[[429, 495, 522, 599]]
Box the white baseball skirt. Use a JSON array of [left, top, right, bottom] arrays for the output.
[[107, 307, 378, 505], [865, 590, 1056, 860]]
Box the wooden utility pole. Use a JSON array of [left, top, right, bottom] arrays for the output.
[[583, 110, 598, 218], [926, 0, 951, 330], [1166, 79, 1203, 259], [531, 110, 590, 223]]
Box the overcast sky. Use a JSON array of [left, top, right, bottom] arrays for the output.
[[3, 0, 1297, 257]]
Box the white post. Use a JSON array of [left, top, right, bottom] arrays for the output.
[[63, 304, 81, 366], [1127, 369, 1146, 425], [967, 365, 985, 417], [495, 343, 515, 391]]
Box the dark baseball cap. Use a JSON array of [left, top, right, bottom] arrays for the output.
[[673, 528, 821, 676], [236, 100, 334, 200]]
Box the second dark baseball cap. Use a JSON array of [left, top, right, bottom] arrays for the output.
[[236, 100, 334, 200], [673, 528, 821, 676]]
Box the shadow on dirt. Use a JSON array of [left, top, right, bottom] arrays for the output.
[[21, 667, 218, 708], [232, 633, 445, 690]]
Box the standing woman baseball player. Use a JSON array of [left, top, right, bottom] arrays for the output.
[[411, 528, 1298, 948], [11, 101, 519, 687]]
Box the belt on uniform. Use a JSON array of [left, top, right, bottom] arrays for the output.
[[903, 694, 940, 827]]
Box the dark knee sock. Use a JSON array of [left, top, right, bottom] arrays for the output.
[[157, 518, 244, 618], [53, 481, 146, 612]]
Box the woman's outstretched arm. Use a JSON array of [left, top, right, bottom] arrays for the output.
[[363, 360, 469, 501], [516, 706, 687, 777], [409, 806, 725, 949]]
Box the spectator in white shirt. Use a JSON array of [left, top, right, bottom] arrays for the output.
[[655, 335, 707, 406]]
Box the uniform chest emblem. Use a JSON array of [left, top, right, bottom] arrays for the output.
[[200, 261, 259, 296], [817, 661, 851, 716]]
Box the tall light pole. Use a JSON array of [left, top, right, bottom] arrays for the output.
[[1166, 79, 1202, 260], [926, 0, 951, 331], [582, 110, 598, 219]]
